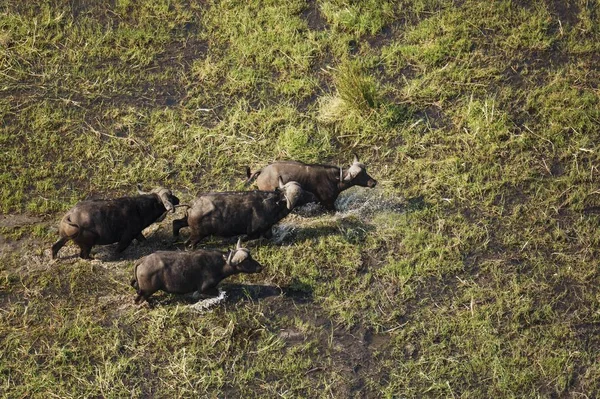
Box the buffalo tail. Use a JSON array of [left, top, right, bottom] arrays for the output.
[[63, 218, 81, 239], [130, 261, 140, 289]]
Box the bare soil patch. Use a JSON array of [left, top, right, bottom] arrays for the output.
[[0, 214, 42, 229], [301, 0, 328, 32]]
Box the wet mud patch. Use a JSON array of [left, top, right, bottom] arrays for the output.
[[301, 0, 328, 32], [0, 214, 48, 262], [366, 22, 401, 50], [278, 327, 306, 344], [548, 0, 581, 26], [97, 293, 138, 315], [414, 104, 454, 130], [85, 36, 208, 112], [326, 325, 392, 396], [0, 214, 43, 229], [257, 298, 393, 396]]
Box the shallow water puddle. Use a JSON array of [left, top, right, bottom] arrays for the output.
[[188, 288, 227, 313]]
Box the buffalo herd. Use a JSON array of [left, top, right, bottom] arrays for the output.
[[51, 155, 377, 304]]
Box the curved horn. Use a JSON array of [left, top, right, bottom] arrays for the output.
[[352, 153, 359, 164], [137, 184, 149, 195], [226, 250, 233, 265], [344, 165, 356, 181], [236, 237, 242, 250], [158, 189, 175, 213], [339, 167, 343, 181], [278, 176, 285, 189]]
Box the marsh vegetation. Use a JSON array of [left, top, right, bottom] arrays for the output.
[[1, 0, 600, 397]]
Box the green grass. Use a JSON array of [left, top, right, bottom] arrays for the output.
[[2, 0, 600, 397]]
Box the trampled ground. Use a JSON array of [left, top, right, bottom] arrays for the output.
[[1, 0, 600, 397]]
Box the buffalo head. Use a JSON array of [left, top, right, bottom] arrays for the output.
[[137, 185, 180, 213], [342, 154, 377, 188], [278, 177, 303, 210], [224, 238, 263, 273]]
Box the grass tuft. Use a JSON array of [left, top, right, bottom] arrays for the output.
[[335, 61, 379, 113]]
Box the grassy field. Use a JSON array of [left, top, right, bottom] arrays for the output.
[[1, 0, 600, 397]]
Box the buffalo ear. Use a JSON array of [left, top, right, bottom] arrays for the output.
[[278, 176, 285, 189], [284, 183, 301, 209]]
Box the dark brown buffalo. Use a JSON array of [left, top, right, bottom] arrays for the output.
[[51, 186, 179, 259], [245, 154, 377, 211], [130, 238, 263, 303], [173, 178, 302, 247]]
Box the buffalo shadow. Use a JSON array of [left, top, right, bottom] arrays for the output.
[[141, 281, 313, 308], [69, 226, 181, 262], [222, 280, 314, 305]]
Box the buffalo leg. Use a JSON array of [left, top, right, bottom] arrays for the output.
[[297, 191, 318, 207], [134, 290, 151, 304], [79, 245, 92, 259], [247, 229, 270, 240], [185, 234, 205, 249], [200, 285, 219, 297], [172, 218, 188, 237], [116, 236, 135, 253], [245, 232, 260, 240], [51, 237, 68, 259], [77, 229, 97, 259], [323, 200, 336, 212]]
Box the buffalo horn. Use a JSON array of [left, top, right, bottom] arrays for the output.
[[158, 189, 175, 213], [137, 184, 149, 195]]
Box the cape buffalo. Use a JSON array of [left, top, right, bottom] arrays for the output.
[[131, 238, 263, 304], [51, 186, 179, 259], [245, 154, 377, 211], [172, 177, 302, 247]]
